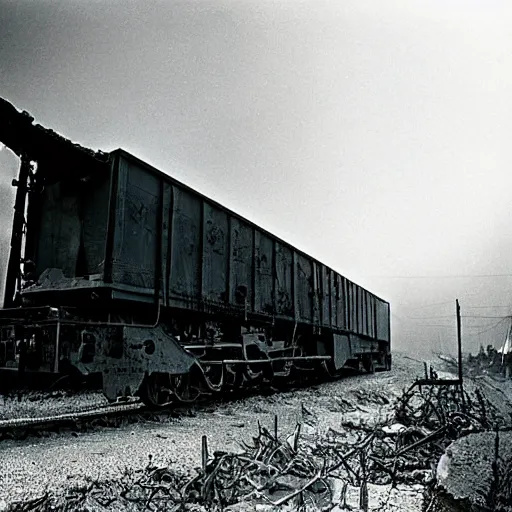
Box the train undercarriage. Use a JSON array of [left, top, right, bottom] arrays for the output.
[[0, 304, 391, 408]]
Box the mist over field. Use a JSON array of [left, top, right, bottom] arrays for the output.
[[1, 0, 512, 357]]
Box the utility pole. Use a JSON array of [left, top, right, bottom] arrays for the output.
[[456, 299, 462, 383], [456, 299, 465, 407]]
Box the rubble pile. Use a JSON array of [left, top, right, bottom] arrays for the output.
[[400, 383, 512, 512], [7, 419, 378, 511], [465, 345, 508, 378], [394, 383, 509, 470], [5, 378, 511, 511]]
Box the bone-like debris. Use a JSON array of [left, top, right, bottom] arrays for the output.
[[6, 372, 510, 512]]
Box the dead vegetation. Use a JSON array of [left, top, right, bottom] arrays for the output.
[[6, 377, 512, 512]]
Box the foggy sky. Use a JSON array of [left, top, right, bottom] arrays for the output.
[[1, 0, 512, 355]]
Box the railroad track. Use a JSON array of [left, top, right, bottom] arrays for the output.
[[0, 366, 380, 440], [0, 399, 145, 438]]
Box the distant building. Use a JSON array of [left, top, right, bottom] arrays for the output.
[[498, 322, 512, 379]]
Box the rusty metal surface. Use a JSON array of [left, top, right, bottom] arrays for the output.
[[230, 217, 253, 312], [36, 183, 82, 277], [111, 159, 160, 289], [169, 186, 201, 303], [81, 174, 111, 276], [74, 325, 196, 401], [295, 253, 313, 322], [104, 152, 390, 344], [275, 242, 293, 317], [202, 202, 229, 304], [321, 265, 330, 328], [333, 333, 351, 370], [376, 299, 390, 342], [0, 95, 390, 348], [254, 230, 273, 315]]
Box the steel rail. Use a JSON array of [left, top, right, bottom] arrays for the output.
[[0, 400, 143, 432]]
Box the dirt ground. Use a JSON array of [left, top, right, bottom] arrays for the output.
[[0, 353, 493, 511]]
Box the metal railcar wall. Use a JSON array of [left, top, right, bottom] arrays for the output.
[[107, 151, 390, 343]]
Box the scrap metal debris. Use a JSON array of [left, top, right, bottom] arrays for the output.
[[5, 375, 512, 512]]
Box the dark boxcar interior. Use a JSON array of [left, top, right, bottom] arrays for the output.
[[34, 172, 111, 280]]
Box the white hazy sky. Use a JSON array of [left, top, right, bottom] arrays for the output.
[[1, 0, 512, 355]]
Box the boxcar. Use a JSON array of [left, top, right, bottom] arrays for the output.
[[0, 97, 390, 404]]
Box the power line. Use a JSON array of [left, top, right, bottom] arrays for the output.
[[463, 315, 512, 319], [465, 305, 512, 309], [408, 315, 455, 320], [476, 317, 510, 336], [408, 315, 511, 320], [412, 324, 455, 328], [410, 322, 508, 329], [406, 301, 453, 310], [369, 274, 512, 279]]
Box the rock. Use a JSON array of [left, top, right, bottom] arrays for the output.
[[381, 423, 406, 435], [434, 431, 512, 511]]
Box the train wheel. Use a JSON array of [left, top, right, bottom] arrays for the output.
[[322, 359, 338, 379], [363, 356, 375, 374], [170, 372, 201, 403], [245, 353, 274, 386], [222, 364, 245, 392], [139, 372, 174, 408], [200, 362, 224, 393]]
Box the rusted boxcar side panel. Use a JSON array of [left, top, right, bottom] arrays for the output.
[[254, 230, 273, 315], [295, 253, 313, 323], [356, 286, 362, 335], [160, 182, 172, 306], [362, 289, 369, 336], [202, 202, 229, 306], [322, 266, 330, 328], [366, 294, 370, 337], [111, 159, 160, 289], [107, 152, 390, 345], [343, 278, 349, 330], [82, 175, 111, 276], [369, 294, 376, 338], [334, 275, 343, 329], [229, 217, 254, 313], [275, 242, 293, 317], [376, 298, 390, 342], [361, 289, 368, 336], [36, 183, 82, 277], [349, 282, 356, 332], [329, 271, 337, 328], [169, 186, 201, 306], [312, 263, 321, 326]]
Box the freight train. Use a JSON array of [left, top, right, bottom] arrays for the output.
[[0, 97, 391, 406]]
